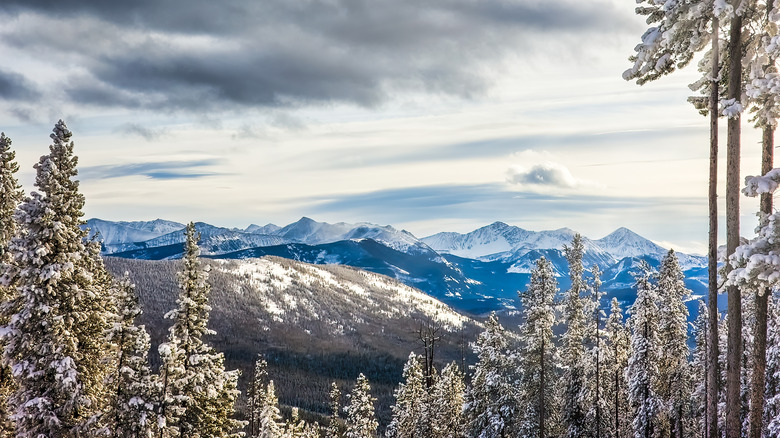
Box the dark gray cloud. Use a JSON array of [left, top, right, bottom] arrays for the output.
[[0, 69, 39, 101], [0, 0, 632, 112], [116, 123, 168, 141], [80, 159, 224, 180]]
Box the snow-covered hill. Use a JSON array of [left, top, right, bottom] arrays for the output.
[[103, 256, 483, 426], [85, 218, 185, 245]]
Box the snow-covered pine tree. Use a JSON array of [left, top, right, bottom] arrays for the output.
[[247, 357, 270, 437], [324, 382, 341, 438], [163, 222, 244, 437], [0, 132, 22, 437], [0, 132, 22, 269], [656, 249, 692, 437], [283, 407, 319, 438], [155, 339, 187, 438], [605, 298, 630, 438], [559, 234, 588, 438], [582, 265, 610, 438], [765, 295, 780, 436], [257, 379, 283, 438], [626, 261, 661, 438], [430, 362, 465, 438], [516, 256, 558, 438], [464, 311, 517, 438], [1, 120, 113, 437], [103, 274, 156, 437], [343, 373, 377, 438], [690, 300, 709, 438], [386, 353, 426, 438]]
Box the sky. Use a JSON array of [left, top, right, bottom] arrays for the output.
[[0, 0, 770, 255]]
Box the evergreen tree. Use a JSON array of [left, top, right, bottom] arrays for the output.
[[283, 407, 319, 438], [516, 257, 558, 438], [343, 374, 377, 438], [248, 357, 270, 438], [626, 262, 661, 438], [765, 296, 780, 436], [0, 132, 22, 437], [386, 353, 426, 438], [0, 132, 22, 269], [582, 265, 610, 438], [690, 300, 709, 438], [256, 380, 283, 438], [464, 312, 517, 438], [103, 275, 156, 437], [1, 120, 112, 437], [656, 249, 692, 437], [559, 234, 587, 438], [163, 222, 244, 437], [324, 382, 342, 438], [430, 362, 465, 438], [605, 298, 630, 438], [155, 339, 187, 438]]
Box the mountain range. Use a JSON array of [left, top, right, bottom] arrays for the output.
[[86, 217, 709, 316]]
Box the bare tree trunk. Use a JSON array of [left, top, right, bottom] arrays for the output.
[[749, 125, 774, 438], [707, 15, 721, 438], [724, 12, 743, 438]]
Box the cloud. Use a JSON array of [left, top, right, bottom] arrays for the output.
[[506, 162, 580, 188], [0, 0, 633, 112], [80, 159, 225, 180], [0, 69, 39, 101], [116, 123, 168, 141]]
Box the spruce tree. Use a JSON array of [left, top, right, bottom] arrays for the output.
[[656, 249, 692, 437], [386, 353, 426, 438], [626, 262, 661, 438], [343, 374, 377, 438], [559, 234, 587, 438], [582, 264, 609, 438], [765, 296, 780, 436], [0, 132, 22, 437], [155, 339, 187, 438], [605, 298, 630, 438], [103, 275, 156, 438], [0, 132, 22, 268], [256, 380, 283, 438], [464, 312, 517, 438], [516, 257, 558, 438], [163, 222, 244, 437], [430, 362, 465, 438], [247, 357, 270, 438], [1, 120, 112, 437], [690, 300, 709, 437], [324, 382, 342, 438]]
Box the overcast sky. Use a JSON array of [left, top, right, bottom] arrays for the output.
[[0, 0, 769, 254]]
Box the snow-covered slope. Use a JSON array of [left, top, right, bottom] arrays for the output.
[[84, 218, 185, 245], [421, 222, 534, 259], [422, 223, 615, 265], [104, 222, 288, 256], [275, 217, 429, 254]]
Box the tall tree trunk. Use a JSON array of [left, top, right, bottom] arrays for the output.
[[749, 125, 774, 438], [707, 14, 720, 438], [724, 11, 743, 438]]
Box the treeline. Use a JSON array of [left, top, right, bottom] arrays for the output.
[[0, 122, 243, 437]]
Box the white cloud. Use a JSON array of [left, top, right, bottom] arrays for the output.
[[506, 161, 580, 188]]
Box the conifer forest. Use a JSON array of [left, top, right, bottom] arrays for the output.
[[7, 1, 780, 438]]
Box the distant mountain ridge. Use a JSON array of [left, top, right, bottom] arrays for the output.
[[85, 217, 708, 315]]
